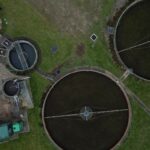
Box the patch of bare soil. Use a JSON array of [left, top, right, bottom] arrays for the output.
[[115, 0, 128, 9], [112, 0, 128, 14], [76, 43, 85, 57], [26, 0, 102, 36]]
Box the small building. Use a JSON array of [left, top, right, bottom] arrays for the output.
[[0, 121, 23, 142], [0, 124, 9, 141]]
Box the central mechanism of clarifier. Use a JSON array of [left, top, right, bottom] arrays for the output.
[[80, 106, 93, 121]]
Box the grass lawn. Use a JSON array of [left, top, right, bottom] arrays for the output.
[[0, 0, 150, 150]]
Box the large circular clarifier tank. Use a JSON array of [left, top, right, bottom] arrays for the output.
[[42, 69, 131, 150], [114, 0, 150, 80]]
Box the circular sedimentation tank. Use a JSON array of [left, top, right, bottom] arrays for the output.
[[3, 80, 20, 97], [114, 0, 150, 80], [42, 69, 131, 150], [8, 40, 38, 72]]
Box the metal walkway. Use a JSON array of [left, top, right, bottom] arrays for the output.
[[14, 42, 28, 69]]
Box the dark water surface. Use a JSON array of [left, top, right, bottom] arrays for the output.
[[116, 1, 150, 79], [9, 41, 37, 71], [44, 71, 130, 150]]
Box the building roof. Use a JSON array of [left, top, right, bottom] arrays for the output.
[[0, 124, 9, 141], [13, 122, 23, 133]]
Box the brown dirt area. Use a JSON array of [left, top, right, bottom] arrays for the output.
[[76, 43, 85, 57], [26, 0, 102, 36], [0, 100, 13, 121]]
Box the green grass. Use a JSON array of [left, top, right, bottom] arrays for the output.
[[0, 0, 150, 150]]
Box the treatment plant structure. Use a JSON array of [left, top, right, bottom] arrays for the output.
[[0, 34, 38, 143]]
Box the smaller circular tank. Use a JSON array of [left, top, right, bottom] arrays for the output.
[[3, 80, 20, 97]]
